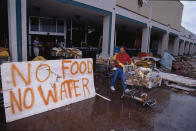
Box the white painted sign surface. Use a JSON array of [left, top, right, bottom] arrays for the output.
[[1, 58, 95, 123]]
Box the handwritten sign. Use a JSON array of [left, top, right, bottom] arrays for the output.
[[1, 58, 95, 123]]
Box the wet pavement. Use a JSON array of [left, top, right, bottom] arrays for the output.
[[1, 72, 196, 131]]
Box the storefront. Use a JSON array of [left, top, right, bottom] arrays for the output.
[[115, 14, 146, 56], [4, 0, 196, 62], [6, 0, 116, 61], [27, 0, 114, 60]]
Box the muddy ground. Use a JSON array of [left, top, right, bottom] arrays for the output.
[[0, 68, 196, 131]]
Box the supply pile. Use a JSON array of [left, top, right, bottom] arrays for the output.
[[96, 54, 111, 65], [125, 66, 161, 89], [0, 47, 9, 60], [51, 47, 82, 58]]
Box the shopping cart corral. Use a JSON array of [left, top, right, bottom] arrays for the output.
[[121, 65, 162, 107]]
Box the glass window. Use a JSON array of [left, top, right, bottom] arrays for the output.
[[40, 18, 57, 32], [30, 17, 39, 31], [51, 19, 56, 33], [57, 20, 64, 33], [40, 18, 50, 32]]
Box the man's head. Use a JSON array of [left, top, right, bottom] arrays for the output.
[[120, 46, 126, 54]]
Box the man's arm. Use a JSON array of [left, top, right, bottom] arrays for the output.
[[126, 54, 134, 66]]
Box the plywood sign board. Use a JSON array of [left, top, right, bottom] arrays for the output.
[[1, 58, 95, 123]]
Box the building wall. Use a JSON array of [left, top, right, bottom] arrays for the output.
[[116, 0, 149, 18], [150, 1, 183, 31], [75, 0, 116, 12], [180, 26, 195, 40], [116, 0, 183, 31]]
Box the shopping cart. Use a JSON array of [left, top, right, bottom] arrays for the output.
[[121, 65, 161, 107]]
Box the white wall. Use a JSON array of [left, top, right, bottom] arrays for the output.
[[7, 0, 18, 61], [74, 0, 116, 12]]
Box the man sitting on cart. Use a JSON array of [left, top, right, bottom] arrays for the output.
[[110, 46, 134, 93]]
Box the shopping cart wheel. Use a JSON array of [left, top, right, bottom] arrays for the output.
[[121, 94, 125, 99], [143, 98, 157, 107]]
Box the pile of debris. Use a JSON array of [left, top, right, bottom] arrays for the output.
[[177, 56, 196, 79], [127, 52, 196, 95], [133, 56, 159, 69]]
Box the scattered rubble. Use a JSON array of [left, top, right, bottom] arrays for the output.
[[167, 84, 196, 92], [173, 55, 196, 79], [166, 84, 196, 96], [158, 72, 196, 87]]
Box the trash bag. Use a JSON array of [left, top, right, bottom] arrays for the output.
[[160, 52, 175, 70]]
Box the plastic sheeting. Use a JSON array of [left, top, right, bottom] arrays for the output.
[[160, 52, 175, 70]]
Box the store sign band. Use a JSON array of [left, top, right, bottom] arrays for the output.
[[1, 58, 95, 122]]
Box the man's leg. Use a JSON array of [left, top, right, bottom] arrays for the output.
[[119, 68, 128, 90], [110, 68, 120, 90]]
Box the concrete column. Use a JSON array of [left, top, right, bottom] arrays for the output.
[[188, 43, 191, 55], [102, 16, 110, 56], [114, 30, 117, 47], [194, 44, 196, 54], [21, 0, 27, 61], [188, 43, 192, 55], [179, 41, 185, 55], [191, 43, 195, 55], [141, 27, 150, 53], [189, 43, 194, 55], [8, 0, 27, 61], [161, 32, 169, 55], [109, 12, 116, 57], [184, 42, 187, 55], [195, 44, 196, 54], [184, 42, 190, 55], [102, 13, 115, 57], [28, 35, 31, 57], [191, 44, 194, 55], [8, 0, 18, 61], [64, 20, 67, 47], [173, 37, 179, 56]]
